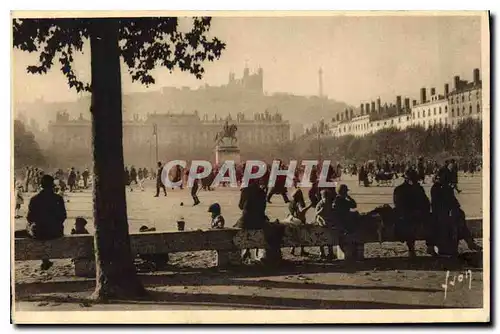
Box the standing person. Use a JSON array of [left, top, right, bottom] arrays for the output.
[[431, 168, 480, 256], [393, 169, 432, 257], [191, 167, 201, 206], [124, 166, 131, 191], [448, 159, 461, 193], [154, 161, 167, 197], [15, 184, 24, 218], [130, 166, 138, 185], [417, 157, 426, 184], [76, 171, 82, 191], [137, 167, 145, 192], [67, 167, 76, 192], [82, 168, 90, 189], [266, 161, 290, 204], [308, 180, 320, 208], [143, 167, 149, 180], [235, 178, 270, 261]]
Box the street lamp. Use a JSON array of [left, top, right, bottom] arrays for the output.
[[153, 123, 159, 163]]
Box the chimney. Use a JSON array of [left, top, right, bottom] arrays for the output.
[[473, 68, 480, 85], [444, 83, 449, 97], [420, 87, 427, 104], [377, 98, 381, 113], [371, 101, 376, 114], [360, 104, 364, 115], [365, 103, 370, 114], [404, 98, 410, 111], [454, 76, 461, 91], [431, 87, 436, 96], [412, 99, 417, 107], [396, 95, 402, 114]]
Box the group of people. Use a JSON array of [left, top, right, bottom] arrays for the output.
[[124, 166, 154, 192], [15, 153, 481, 271]]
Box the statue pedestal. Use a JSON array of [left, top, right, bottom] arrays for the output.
[[215, 139, 241, 165]]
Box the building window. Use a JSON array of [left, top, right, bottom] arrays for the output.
[[469, 105, 472, 114], [439, 118, 442, 124], [377, 122, 379, 126], [433, 108, 436, 115], [462, 95, 465, 102], [457, 108, 460, 117], [463, 106, 465, 115], [407, 116, 410, 121], [451, 108, 454, 117], [417, 111, 420, 118], [445, 106, 448, 113], [451, 98, 454, 105], [384, 121, 387, 125], [433, 119, 436, 125], [428, 110, 431, 117], [439, 107, 442, 114], [477, 104, 480, 113]]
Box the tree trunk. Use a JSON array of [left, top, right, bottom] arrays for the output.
[[89, 18, 146, 300]]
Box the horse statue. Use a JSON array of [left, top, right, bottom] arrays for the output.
[[214, 121, 238, 146]]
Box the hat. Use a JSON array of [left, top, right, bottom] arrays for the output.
[[139, 225, 156, 232], [208, 203, 221, 214], [336, 184, 349, 194], [403, 168, 418, 181]]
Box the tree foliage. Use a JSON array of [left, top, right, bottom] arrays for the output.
[[293, 119, 482, 163], [13, 17, 226, 92], [13, 120, 46, 169]]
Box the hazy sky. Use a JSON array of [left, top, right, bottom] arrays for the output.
[[13, 15, 482, 106]]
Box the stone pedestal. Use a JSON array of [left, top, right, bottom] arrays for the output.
[[215, 139, 241, 165]]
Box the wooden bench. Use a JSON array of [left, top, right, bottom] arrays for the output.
[[14, 218, 483, 277]]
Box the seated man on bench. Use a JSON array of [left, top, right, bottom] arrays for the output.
[[15, 174, 67, 270]]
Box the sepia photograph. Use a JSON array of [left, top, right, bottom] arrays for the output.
[[11, 11, 490, 324]]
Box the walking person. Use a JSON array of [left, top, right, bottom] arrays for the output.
[[67, 167, 76, 192], [154, 161, 167, 197], [82, 168, 90, 189], [191, 177, 201, 206]]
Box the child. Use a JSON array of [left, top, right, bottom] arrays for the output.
[[15, 185, 24, 218], [71, 217, 89, 235], [315, 189, 335, 260], [208, 203, 225, 229]]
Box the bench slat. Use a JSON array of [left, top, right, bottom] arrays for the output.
[[14, 218, 483, 261]]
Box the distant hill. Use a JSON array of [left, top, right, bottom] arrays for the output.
[[14, 88, 352, 135]]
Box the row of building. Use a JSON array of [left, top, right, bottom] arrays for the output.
[[48, 110, 291, 155], [329, 68, 483, 137]]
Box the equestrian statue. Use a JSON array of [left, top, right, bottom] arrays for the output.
[[214, 120, 238, 146]]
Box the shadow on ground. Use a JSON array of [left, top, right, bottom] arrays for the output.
[[16, 255, 481, 300], [18, 291, 447, 310]]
